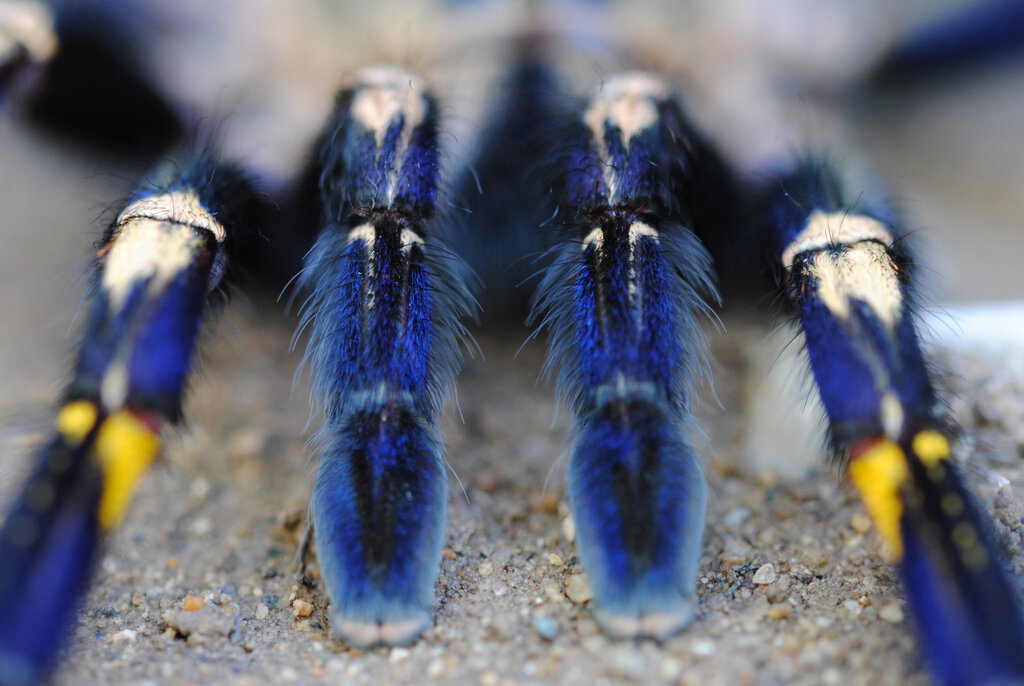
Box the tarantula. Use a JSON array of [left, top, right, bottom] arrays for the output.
[[0, 1, 1022, 685]]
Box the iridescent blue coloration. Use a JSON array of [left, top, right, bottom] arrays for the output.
[[766, 160, 1024, 686], [767, 161, 935, 447], [0, 436, 103, 686], [71, 158, 253, 419], [0, 156, 252, 686], [569, 400, 706, 622], [799, 284, 935, 445], [900, 451, 1024, 686], [312, 410, 446, 622], [533, 75, 716, 636], [298, 71, 473, 645], [73, 268, 208, 417]]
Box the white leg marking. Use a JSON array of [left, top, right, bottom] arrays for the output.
[[117, 191, 226, 243], [782, 211, 893, 270]]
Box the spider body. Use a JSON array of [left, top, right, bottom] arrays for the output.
[[0, 1, 1022, 685]]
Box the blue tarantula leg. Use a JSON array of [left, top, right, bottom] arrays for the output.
[[532, 73, 717, 640], [766, 160, 1024, 686], [0, 156, 255, 686], [299, 66, 472, 648]]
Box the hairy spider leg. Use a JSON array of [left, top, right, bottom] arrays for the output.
[[298, 66, 473, 648], [0, 156, 255, 686], [532, 72, 718, 639], [767, 160, 1024, 686]]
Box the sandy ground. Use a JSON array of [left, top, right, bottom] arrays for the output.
[[0, 3, 1023, 685]]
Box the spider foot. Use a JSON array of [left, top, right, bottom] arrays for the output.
[[311, 409, 446, 647], [570, 400, 705, 640]]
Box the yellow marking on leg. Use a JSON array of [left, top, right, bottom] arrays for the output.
[[56, 400, 99, 445], [848, 439, 909, 560], [94, 411, 161, 531], [912, 430, 950, 468]]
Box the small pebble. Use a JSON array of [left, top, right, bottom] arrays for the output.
[[183, 594, 206, 612], [751, 563, 777, 585], [658, 657, 682, 681], [533, 616, 559, 640], [292, 599, 314, 618], [691, 639, 715, 656], [443, 549, 457, 561], [111, 629, 137, 643], [189, 517, 213, 537], [548, 553, 564, 567], [723, 507, 752, 529], [562, 516, 576, 543], [538, 492, 560, 514], [478, 560, 494, 577], [255, 603, 269, 620], [189, 477, 211, 500], [472, 469, 500, 493], [608, 646, 645, 679], [163, 608, 235, 639], [767, 605, 791, 620], [487, 612, 517, 640], [851, 513, 872, 534], [543, 582, 564, 604], [564, 574, 593, 604], [879, 603, 905, 623], [721, 538, 752, 564], [779, 634, 801, 655]]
